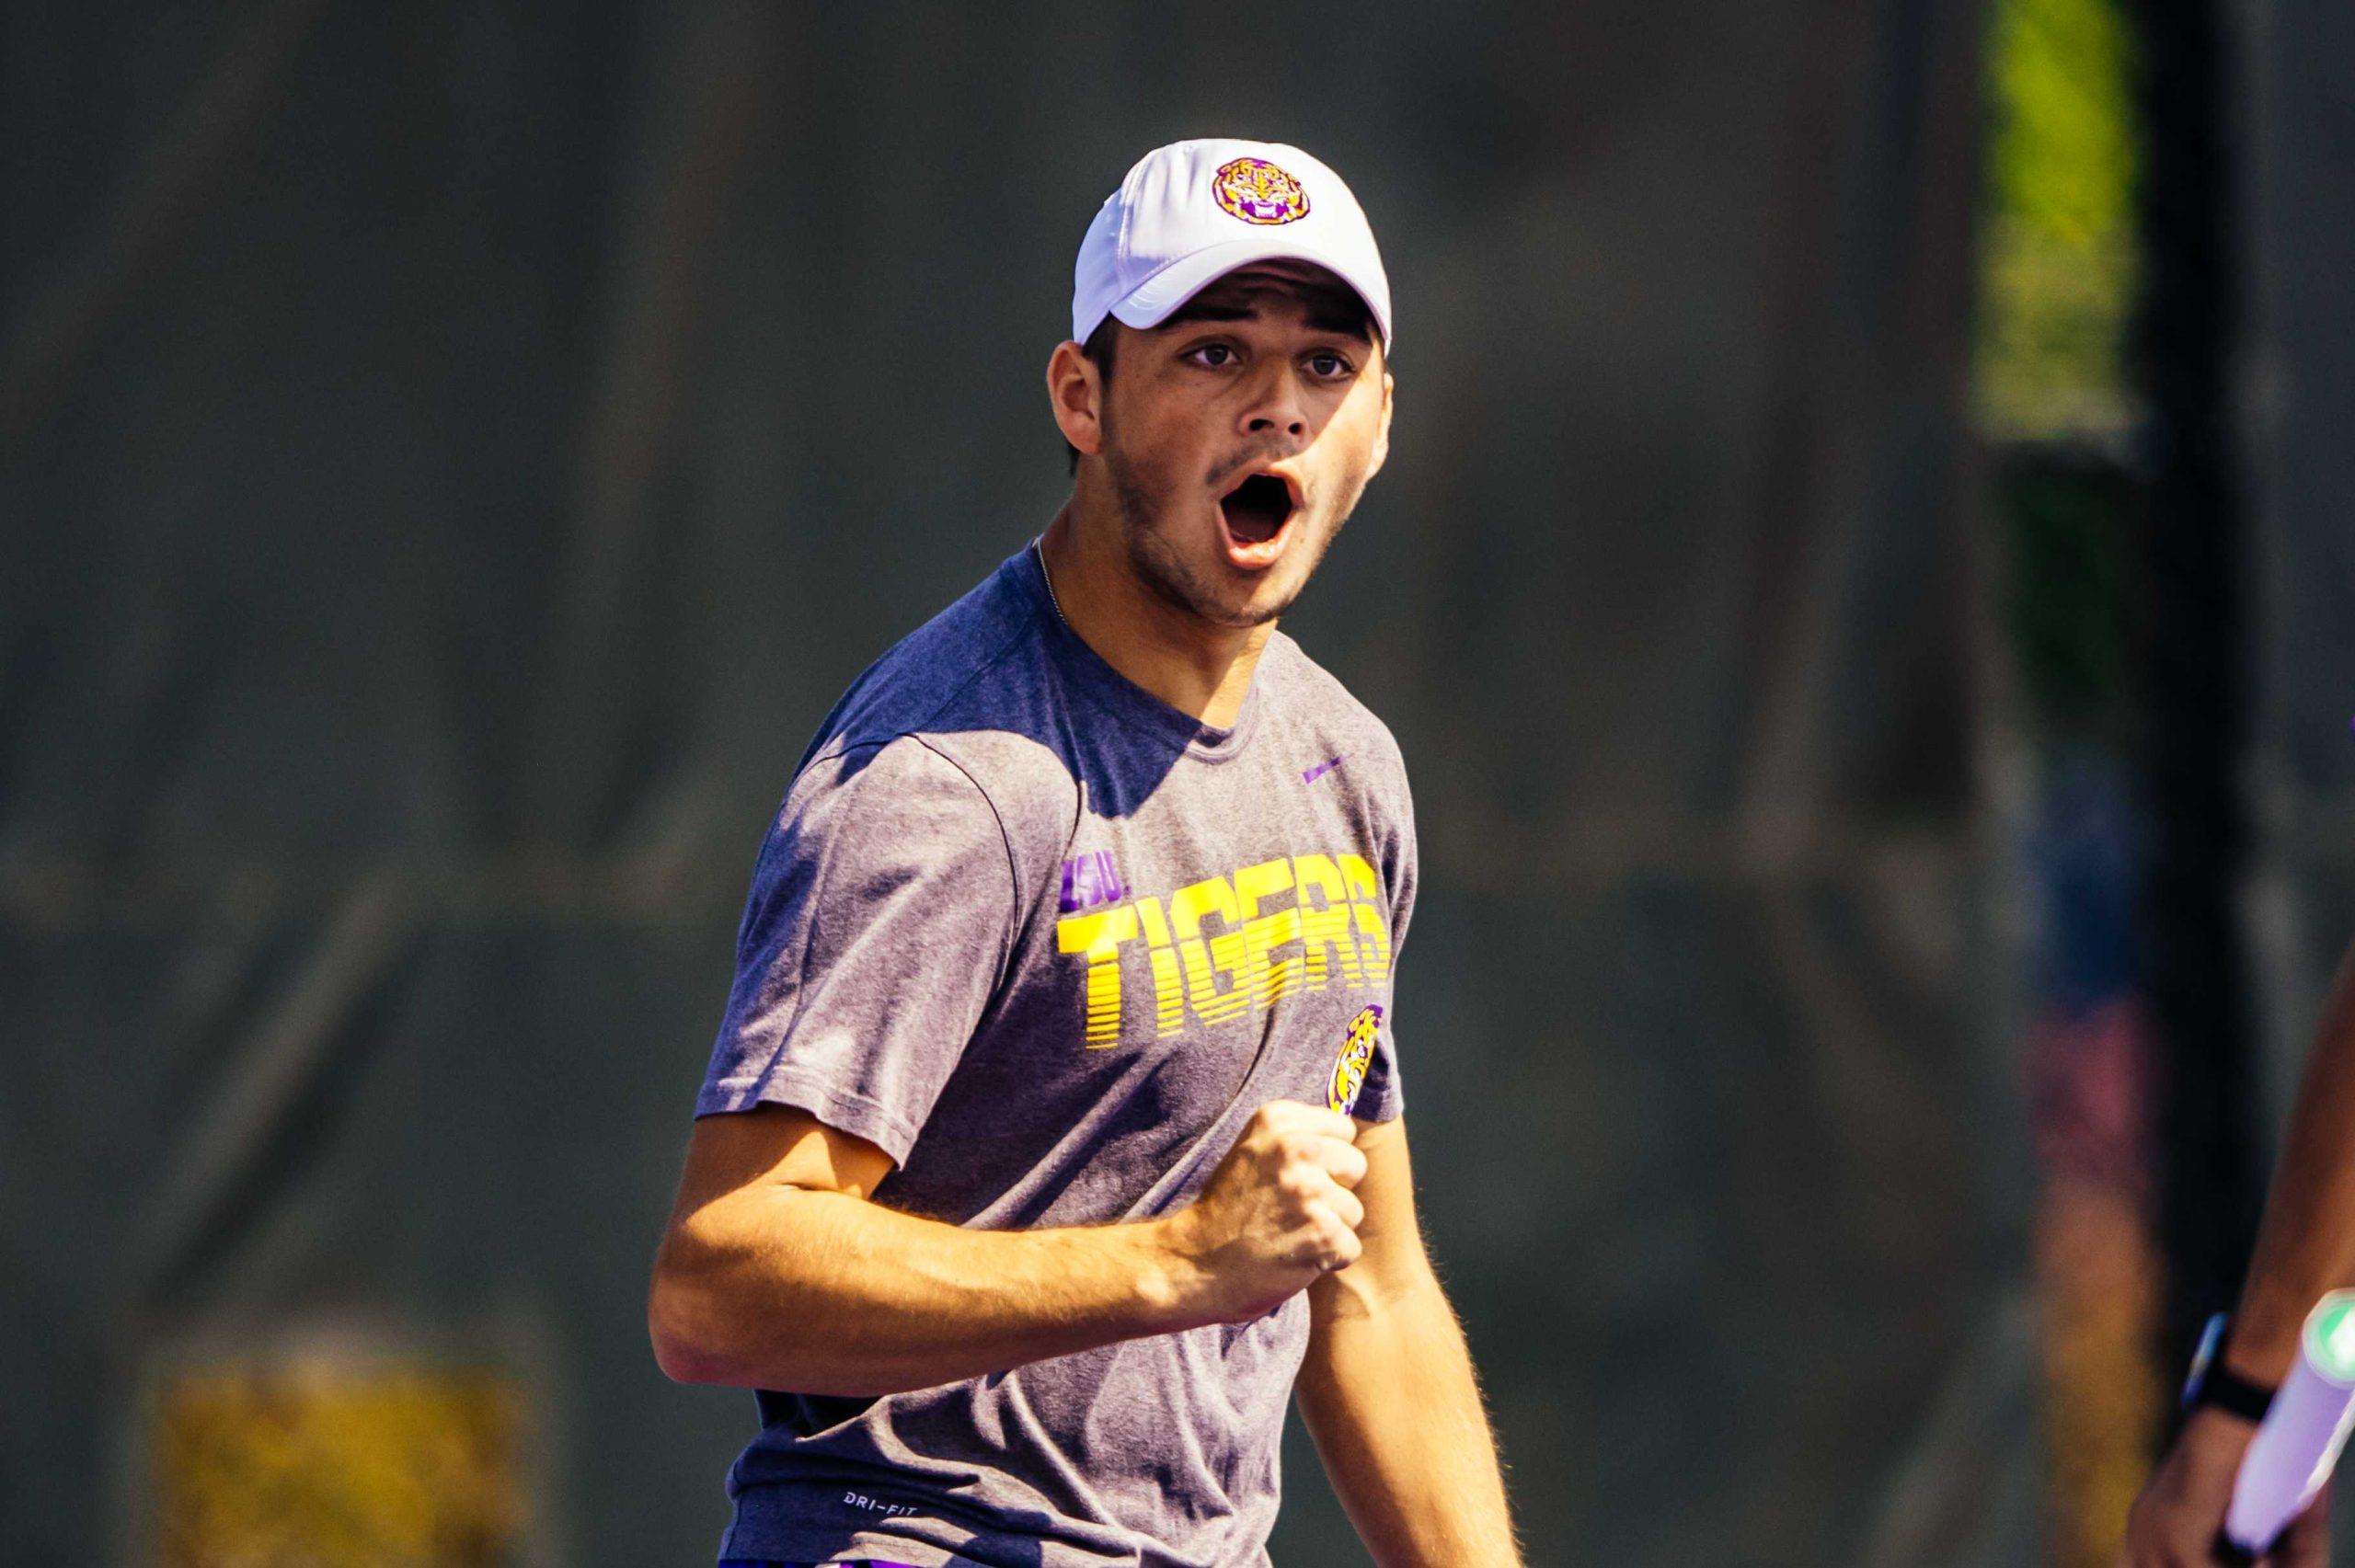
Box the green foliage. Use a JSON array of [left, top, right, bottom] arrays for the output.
[[2002, 458, 2131, 729], [1975, 0, 2141, 437]]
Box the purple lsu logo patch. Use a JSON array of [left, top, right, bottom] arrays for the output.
[[1057, 851, 1128, 914], [1212, 156, 1310, 225], [1328, 1004, 1383, 1115]]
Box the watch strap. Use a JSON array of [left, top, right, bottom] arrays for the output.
[[2190, 1360, 2279, 1424], [2181, 1311, 2279, 1425]]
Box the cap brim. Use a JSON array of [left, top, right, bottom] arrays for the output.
[[1109, 236, 1393, 351]]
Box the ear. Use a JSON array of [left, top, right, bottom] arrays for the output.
[[1364, 367, 1395, 482], [1046, 339, 1106, 458]]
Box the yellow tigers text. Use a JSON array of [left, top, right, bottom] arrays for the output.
[[1053, 852, 1391, 1047]]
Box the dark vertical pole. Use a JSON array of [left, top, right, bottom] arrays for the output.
[[2128, 0, 2262, 1388]]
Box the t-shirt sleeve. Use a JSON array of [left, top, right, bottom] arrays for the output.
[[694, 735, 1018, 1166], [1351, 746, 1418, 1125]]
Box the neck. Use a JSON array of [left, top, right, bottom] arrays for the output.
[[1036, 490, 1273, 731]]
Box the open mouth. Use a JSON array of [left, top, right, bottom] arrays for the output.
[[1218, 472, 1298, 562]]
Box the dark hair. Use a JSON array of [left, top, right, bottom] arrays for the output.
[[1064, 315, 1120, 475]]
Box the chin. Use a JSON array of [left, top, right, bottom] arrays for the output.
[[1202, 597, 1283, 631], [1214, 565, 1308, 628]]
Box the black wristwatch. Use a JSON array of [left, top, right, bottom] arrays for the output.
[[2181, 1310, 2279, 1425]]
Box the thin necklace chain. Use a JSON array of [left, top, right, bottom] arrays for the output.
[[1030, 534, 1071, 629]]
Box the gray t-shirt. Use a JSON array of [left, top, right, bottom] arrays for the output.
[[692, 541, 1418, 1568]]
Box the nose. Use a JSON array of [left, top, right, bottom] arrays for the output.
[[1238, 362, 1309, 442]]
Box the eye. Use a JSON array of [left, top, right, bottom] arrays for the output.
[[1186, 342, 1237, 368], [1306, 350, 1353, 379]]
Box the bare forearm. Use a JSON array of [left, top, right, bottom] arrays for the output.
[[1296, 1276, 1524, 1568], [2231, 944, 2355, 1383], [652, 1185, 1201, 1394]]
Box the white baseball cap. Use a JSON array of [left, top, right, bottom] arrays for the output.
[[1071, 137, 1394, 353]]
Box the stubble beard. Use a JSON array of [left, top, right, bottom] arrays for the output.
[[1099, 433, 1361, 632]]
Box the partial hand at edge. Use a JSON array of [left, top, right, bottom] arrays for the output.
[[2115, 1409, 2331, 1567]]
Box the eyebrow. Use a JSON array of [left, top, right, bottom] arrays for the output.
[[1155, 295, 1374, 341]]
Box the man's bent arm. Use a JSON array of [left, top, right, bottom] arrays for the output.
[[2221, 938, 2355, 1387], [649, 1107, 1209, 1396], [1295, 1117, 1524, 1568], [2115, 938, 2355, 1563]]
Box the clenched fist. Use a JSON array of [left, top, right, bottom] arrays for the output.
[[1161, 1100, 1369, 1326]]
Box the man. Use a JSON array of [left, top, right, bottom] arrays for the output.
[[648, 137, 1525, 1568], [2116, 938, 2355, 1566]]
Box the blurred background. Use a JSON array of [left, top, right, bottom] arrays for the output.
[[6, 0, 2351, 1563]]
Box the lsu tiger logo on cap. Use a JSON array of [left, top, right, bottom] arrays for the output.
[[1328, 1004, 1383, 1115], [1212, 156, 1310, 225]]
